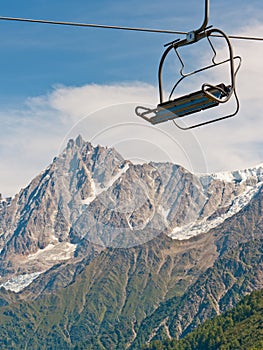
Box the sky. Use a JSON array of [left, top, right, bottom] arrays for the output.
[[0, 0, 262, 197]]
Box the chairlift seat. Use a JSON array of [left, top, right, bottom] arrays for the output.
[[149, 83, 229, 125], [135, 1, 241, 129]]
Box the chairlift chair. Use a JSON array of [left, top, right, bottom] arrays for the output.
[[135, 0, 241, 130]]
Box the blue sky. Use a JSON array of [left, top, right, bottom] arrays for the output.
[[0, 0, 263, 196]]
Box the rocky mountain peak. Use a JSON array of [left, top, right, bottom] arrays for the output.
[[0, 135, 262, 293], [66, 134, 92, 152]]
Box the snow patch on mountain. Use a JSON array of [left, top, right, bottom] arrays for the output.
[[159, 205, 170, 226], [82, 162, 130, 206], [27, 242, 77, 262], [170, 181, 262, 240], [0, 242, 77, 293], [199, 164, 263, 184], [0, 272, 43, 293]]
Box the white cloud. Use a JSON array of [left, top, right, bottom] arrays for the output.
[[27, 82, 157, 122]]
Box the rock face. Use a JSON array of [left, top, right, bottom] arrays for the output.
[[0, 136, 263, 285], [0, 136, 263, 349], [132, 187, 263, 348], [0, 136, 262, 284], [0, 190, 262, 349]]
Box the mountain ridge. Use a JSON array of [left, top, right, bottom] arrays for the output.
[[0, 135, 262, 293], [0, 135, 262, 349]]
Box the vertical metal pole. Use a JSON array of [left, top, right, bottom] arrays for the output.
[[195, 0, 209, 33]]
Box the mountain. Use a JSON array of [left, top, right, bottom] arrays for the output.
[[0, 136, 262, 349], [0, 205, 262, 349], [144, 288, 263, 350], [130, 185, 263, 348], [1, 135, 262, 290]]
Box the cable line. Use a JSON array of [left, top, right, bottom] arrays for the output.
[[0, 16, 186, 35], [0, 16, 262, 42]]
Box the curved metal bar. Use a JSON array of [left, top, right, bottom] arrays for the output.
[[168, 75, 186, 100], [195, 0, 210, 34], [201, 28, 236, 103], [168, 56, 241, 101], [174, 39, 217, 78], [175, 48, 187, 77], [158, 44, 175, 103], [172, 88, 240, 130], [135, 106, 158, 122], [207, 36, 217, 64]]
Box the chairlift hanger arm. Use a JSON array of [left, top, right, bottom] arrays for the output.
[[186, 0, 210, 43], [196, 0, 210, 34], [159, 25, 236, 105], [135, 0, 241, 129]]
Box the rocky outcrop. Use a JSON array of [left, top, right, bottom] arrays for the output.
[[0, 136, 262, 286]]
